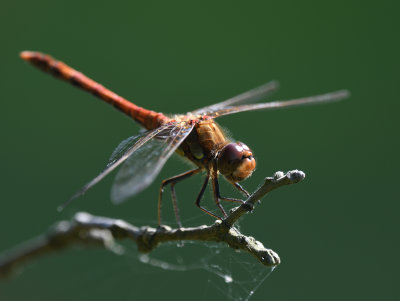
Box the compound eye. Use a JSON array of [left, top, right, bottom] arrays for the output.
[[220, 143, 244, 164], [217, 142, 255, 182]]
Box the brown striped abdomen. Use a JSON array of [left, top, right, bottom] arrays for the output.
[[20, 51, 169, 130]]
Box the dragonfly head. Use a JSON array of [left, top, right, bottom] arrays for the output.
[[217, 142, 256, 182]]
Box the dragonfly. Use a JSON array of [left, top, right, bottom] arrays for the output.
[[20, 51, 349, 226]]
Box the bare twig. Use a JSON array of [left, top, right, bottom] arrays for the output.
[[0, 170, 305, 279]]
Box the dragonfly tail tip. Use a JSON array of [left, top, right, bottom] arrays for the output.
[[20, 51, 35, 61]]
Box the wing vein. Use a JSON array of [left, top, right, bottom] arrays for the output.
[[59, 123, 174, 210]]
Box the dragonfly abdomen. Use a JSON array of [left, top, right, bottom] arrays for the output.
[[20, 51, 168, 130]]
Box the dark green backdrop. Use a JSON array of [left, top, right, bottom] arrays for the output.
[[1, 1, 398, 300]]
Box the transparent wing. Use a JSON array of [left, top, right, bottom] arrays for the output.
[[111, 122, 195, 204], [59, 123, 176, 211], [191, 81, 279, 115], [208, 90, 350, 118]]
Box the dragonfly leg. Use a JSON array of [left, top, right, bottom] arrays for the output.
[[170, 184, 180, 227], [232, 182, 250, 198], [195, 172, 222, 220], [212, 171, 245, 210], [158, 168, 201, 226], [211, 172, 228, 217]]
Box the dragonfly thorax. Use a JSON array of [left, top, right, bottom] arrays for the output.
[[216, 142, 256, 182]]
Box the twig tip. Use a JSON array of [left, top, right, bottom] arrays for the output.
[[286, 170, 306, 183]]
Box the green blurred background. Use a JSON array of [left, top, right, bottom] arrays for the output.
[[1, 0, 398, 300]]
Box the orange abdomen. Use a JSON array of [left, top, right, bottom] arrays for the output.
[[20, 51, 169, 130]]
